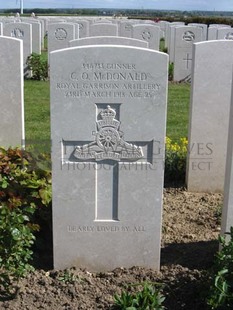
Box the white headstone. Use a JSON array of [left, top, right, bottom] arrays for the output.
[[158, 20, 169, 34], [187, 40, 233, 192], [166, 22, 185, 55], [73, 20, 89, 38], [3, 22, 32, 74], [221, 72, 233, 237], [173, 26, 203, 82], [48, 23, 77, 55], [158, 20, 169, 39], [89, 23, 118, 36], [22, 19, 42, 54], [50, 45, 168, 271], [0, 36, 24, 147], [188, 23, 207, 40], [132, 24, 160, 50], [119, 21, 135, 38]]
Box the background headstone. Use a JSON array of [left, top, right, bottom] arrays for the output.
[[188, 23, 207, 40], [208, 25, 231, 40], [3, 22, 32, 75], [0, 36, 24, 147], [166, 22, 185, 56], [132, 24, 160, 50], [89, 23, 118, 36], [71, 19, 89, 38], [22, 19, 42, 54], [187, 40, 233, 192], [221, 72, 233, 237], [173, 26, 203, 82], [119, 21, 135, 38], [48, 23, 77, 55]]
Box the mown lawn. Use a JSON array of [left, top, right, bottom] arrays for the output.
[[167, 82, 190, 141], [24, 80, 50, 152]]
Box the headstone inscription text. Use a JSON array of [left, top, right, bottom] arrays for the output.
[[56, 62, 161, 100]]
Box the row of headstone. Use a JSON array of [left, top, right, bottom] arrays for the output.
[[161, 21, 233, 82], [163, 21, 233, 50], [49, 30, 233, 270], [0, 28, 168, 272], [47, 20, 161, 54], [0, 18, 45, 76], [0, 17, 45, 53], [3, 16, 233, 272], [208, 24, 232, 40], [3, 16, 231, 83], [162, 23, 233, 258]]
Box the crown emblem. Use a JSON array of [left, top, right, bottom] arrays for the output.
[[97, 105, 120, 131], [100, 105, 116, 119]]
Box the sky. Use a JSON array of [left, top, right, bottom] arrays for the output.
[[0, 0, 233, 11]]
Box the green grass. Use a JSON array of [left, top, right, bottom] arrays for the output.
[[24, 80, 190, 152], [159, 38, 166, 52], [167, 82, 190, 141], [24, 80, 50, 153]]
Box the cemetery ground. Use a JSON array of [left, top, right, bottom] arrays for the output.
[[0, 81, 225, 309], [0, 188, 222, 309]]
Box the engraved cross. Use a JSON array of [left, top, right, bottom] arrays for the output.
[[183, 53, 192, 69], [63, 104, 153, 222]]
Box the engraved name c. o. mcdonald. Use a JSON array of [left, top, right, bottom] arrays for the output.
[[74, 105, 143, 161]]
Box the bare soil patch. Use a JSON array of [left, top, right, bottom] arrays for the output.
[[0, 188, 223, 309]]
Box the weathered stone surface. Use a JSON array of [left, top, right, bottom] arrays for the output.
[[50, 45, 168, 271]]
